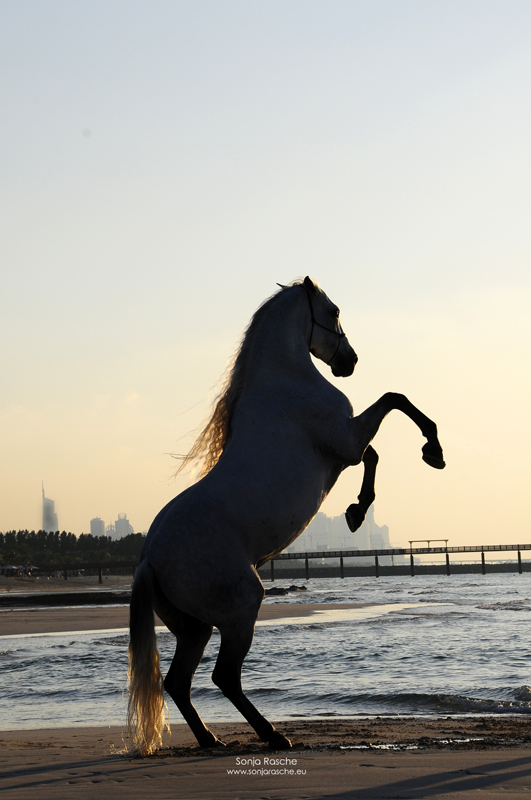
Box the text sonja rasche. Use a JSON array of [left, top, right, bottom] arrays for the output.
[[226, 756, 307, 776]]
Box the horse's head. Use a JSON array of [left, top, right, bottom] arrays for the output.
[[303, 276, 358, 377]]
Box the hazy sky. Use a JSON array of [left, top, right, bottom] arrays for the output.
[[2, 0, 531, 549]]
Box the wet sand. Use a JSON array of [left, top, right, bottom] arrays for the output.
[[2, 719, 531, 799], [0, 574, 133, 593], [0, 602, 367, 637]]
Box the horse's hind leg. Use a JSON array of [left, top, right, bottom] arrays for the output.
[[212, 624, 292, 750], [346, 445, 379, 532], [164, 611, 225, 748]]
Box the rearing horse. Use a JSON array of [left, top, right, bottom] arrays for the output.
[[128, 277, 445, 755]]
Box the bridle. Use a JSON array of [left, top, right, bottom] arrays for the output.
[[303, 286, 346, 365]]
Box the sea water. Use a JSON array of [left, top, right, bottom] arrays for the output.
[[1, 573, 531, 730]]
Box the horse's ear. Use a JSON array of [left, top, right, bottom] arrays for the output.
[[303, 276, 317, 294]]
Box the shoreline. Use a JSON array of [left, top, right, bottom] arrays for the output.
[[3, 590, 531, 798], [2, 716, 531, 744], [3, 597, 531, 798]]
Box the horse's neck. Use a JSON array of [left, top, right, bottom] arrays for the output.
[[245, 293, 313, 382]]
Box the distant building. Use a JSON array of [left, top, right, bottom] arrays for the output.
[[90, 517, 105, 537], [107, 513, 134, 541], [353, 505, 390, 552], [42, 484, 58, 533], [283, 506, 406, 566]]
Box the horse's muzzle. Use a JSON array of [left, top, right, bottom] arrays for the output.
[[331, 347, 357, 378]]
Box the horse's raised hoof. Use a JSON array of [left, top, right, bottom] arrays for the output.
[[267, 732, 292, 750], [345, 503, 366, 533], [422, 442, 446, 470]]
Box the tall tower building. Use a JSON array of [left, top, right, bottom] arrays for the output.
[[114, 513, 134, 539], [42, 483, 58, 533], [90, 517, 105, 537]]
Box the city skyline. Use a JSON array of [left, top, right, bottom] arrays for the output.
[[37, 488, 138, 538], [90, 513, 135, 540]]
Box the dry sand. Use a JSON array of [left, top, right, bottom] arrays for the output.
[[2, 720, 531, 799]]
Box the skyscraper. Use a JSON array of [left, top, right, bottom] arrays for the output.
[[114, 513, 134, 539], [90, 517, 105, 537], [42, 483, 58, 533]]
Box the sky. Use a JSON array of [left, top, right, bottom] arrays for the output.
[[1, 0, 531, 549]]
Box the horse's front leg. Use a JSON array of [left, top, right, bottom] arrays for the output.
[[345, 445, 378, 532], [345, 393, 445, 531], [353, 392, 445, 470]]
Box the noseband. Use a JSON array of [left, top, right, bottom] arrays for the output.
[[303, 287, 346, 365]]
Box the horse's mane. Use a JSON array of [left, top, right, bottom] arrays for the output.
[[175, 280, 304, 480]]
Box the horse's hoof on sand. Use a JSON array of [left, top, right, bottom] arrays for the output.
[[422, 443, 446, 469], [200, 736, 226, 748], [268, 733, 292, 750], [345, 504, 365, 533]]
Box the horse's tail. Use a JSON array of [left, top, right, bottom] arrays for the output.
[[127, 559, 167, 756]]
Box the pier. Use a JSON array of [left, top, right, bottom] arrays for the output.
[[258, 543, 531, 580]]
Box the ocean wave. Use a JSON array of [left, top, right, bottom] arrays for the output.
[[93, 635, 130, 647], [306, 688, 531, 715], [513, 685, 531, 701], [190, 684, 284, 700], [421, 692, 531, 715], [477, 601, 531, 611]]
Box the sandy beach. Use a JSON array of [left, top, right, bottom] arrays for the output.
[[2, 719, 531, 799], [3, 591, 531, 798]]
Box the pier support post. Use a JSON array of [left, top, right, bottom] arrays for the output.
[[98, 566, 103, 584], [63, 569, 68, 581], [410, 554, 415, 577], [375, 555, 379, 578], [305, 557, 310, 581], [446, 552, 451, 576], [340, 555, 344, 579], [481, 551, 486, 575], [518, 549, 522, 574], [270, 560, 275, 581]]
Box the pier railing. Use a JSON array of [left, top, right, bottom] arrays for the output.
[[265, 543, 531, 579]]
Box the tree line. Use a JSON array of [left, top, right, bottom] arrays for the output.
[[0, 530, 145, 567]]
